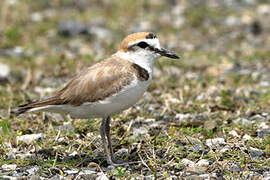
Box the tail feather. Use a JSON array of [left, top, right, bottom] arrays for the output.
[[12, 96, 62, 116]]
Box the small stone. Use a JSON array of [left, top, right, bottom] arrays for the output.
[[30, 12, 43, 22], [0, 63, 10, 83], [225, 16, 240, 27], [229, 130, 240, 138], [220, 147, 230, 153], [115, 148, 129, 157], [175, 113, 191, 120], [263, 171, 270, 178], [196, 159, 210, 167], [258, 122, 269, 129], [96, 172, 109, 180], [181, 158, 195, 167], [131, 127, 148, 138], [189, 144, 206, 154], [234, 118, 254, 125], [250, 151, 265, 159], [250, 21, 262, 36], [243, 134, 252, 141], [88, 26, 111, 39], [27, 166, 39, 175], [65, 170, 79, 174], [196, 93, 205, 101], [30, 175, 41, 180], [185, 136, 202, 144], [206, 138, 225, 149], [257, 129, 270, 138], [144, 118, 156, 124], [56, 121, 74, 132], [79, 170, 96, 175], [4, 46, 25, 57], [1, 164, 17, 170], [204, 120, 217, 131], [257, 4, 270, 15], [227, 162, 242, 172], [250, 114, 265, 121], [0, 63, 10, 78], [58, 19, 88, 37], [17, 133, 43, 144]]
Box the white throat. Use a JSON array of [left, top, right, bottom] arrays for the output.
[[115, 51, 159, 75]]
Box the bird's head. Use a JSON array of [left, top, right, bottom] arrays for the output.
[[117, 32, 179, 62]]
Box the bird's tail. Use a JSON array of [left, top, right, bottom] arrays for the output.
[[11, 96, 62, 116]]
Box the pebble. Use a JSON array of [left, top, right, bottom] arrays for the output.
[[65, 170, 79, 174], [131, 127, 148, 138], [26, 166, 39, 175], [227, 162, 242, 172], [29, 175, 41, 180], [1, 46, 25, 57], [88, 26, 111, 39], [257, 4, 270, 15], [206, 138, 225, 149], [234, 118, 254, 125], [204, 120, 217, 131], [17, 133, 43, 144], [189, 144, 206, 154], [220, 147, 230, 153], [250, 151, 265, 159], [225, 16, 241, 27], [257, 129, 270, 138], [181, 158, 195, 167], [30, 12, 43, 22], [1, 164, 17, 170], [0, 63, 10, 83], [263, 171, 270, 179], [96, 173, 109, 180], [229, 130, 240, 138], [196, 159, 210, 167], [115, 148, 129, 157], [243, 134, 252, 141], [79, 170, 96, 175], [58, 19, 89, 37], [250, 114, 265, 121], [258, 122, 269, 129], [175, 113, 192, 120], [56, 121, 75, 132], [0, 63, 10, 78]]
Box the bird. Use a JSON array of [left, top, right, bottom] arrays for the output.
[[13, 32, 179, 165]]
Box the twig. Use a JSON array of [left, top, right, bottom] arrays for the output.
[[138, 153, 152, 172], [52, 151, 58, 168]]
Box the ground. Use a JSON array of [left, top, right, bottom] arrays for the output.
[[0, 0, 270, 179]]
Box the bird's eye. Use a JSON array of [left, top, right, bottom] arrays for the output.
[[137, 42, 149, 49]]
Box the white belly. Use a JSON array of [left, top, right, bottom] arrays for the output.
[[35, 77, 150, 119]]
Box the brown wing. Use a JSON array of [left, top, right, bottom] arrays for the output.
[[12, 56, 134, 115], [56, 56, 134, 105]]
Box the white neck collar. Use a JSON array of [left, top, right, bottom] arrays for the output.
[[115, 51, 159, 75]]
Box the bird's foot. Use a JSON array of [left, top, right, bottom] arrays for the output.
[[107, 158, 131, 166]]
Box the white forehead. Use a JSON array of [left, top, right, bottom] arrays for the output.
[[128, 38, 161, 48]]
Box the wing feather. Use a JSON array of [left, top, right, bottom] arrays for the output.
[[13, 56, 134, 115]]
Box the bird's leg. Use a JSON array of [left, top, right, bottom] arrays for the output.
[[104, 116, 115, 162], [100, 117, 112, 163], [104, 116, 126, 165]]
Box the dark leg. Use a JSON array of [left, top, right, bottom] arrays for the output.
[[100, 117, 112, 163], [104, 116, 126, 165], [104, 116, 116, 162]]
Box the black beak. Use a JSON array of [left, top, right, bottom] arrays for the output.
[[155, 47, 180, 59]]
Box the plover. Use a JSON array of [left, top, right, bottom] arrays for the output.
[[13, 32, 179, 165]]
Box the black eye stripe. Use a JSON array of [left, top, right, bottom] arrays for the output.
[[137, 42, 149, 49]]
